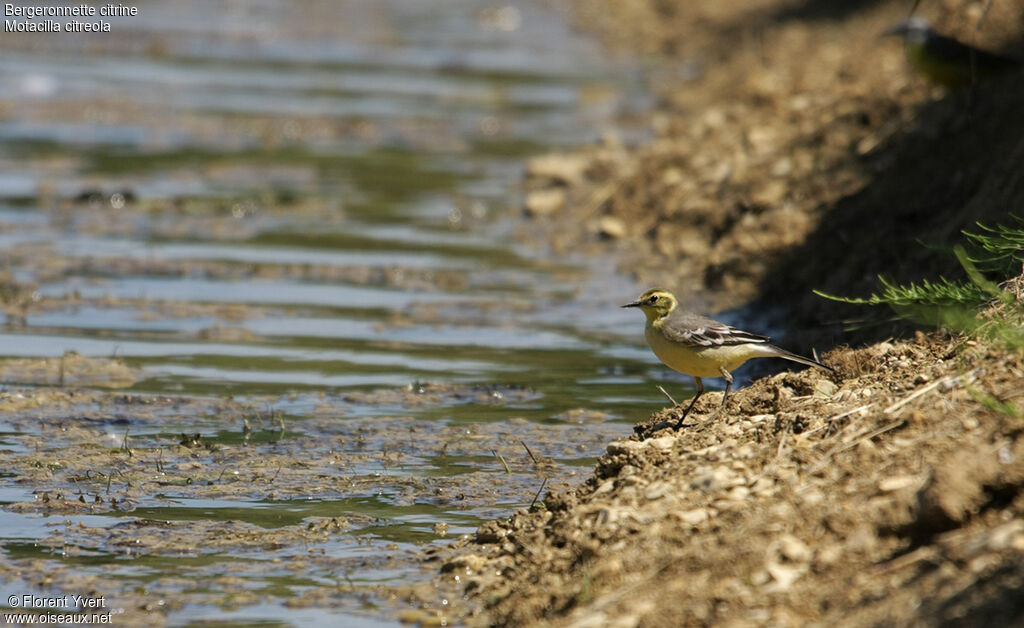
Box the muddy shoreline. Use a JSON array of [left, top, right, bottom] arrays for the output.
[[435, 337, 1023, 626], [429, 0, 1024, 625], [0, 0, 1021, 625]]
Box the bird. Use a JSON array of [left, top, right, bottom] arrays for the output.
[[883, 16, 1021, 88], [622, 288, 834, 426]]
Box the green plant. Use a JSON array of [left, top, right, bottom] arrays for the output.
[[814, 218, 1023, 348]]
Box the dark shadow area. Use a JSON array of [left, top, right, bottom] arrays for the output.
[[768, 0, 891, 23], [933, 562, 1024, 627], [758, 68, 1024, 349]]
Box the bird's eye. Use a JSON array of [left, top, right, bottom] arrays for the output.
[[648, 295, 659, 303]]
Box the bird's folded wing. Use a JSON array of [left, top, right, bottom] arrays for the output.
[[662, 312, 771, 348]]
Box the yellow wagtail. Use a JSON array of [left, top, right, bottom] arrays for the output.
[[884, 16, 1020, 88], [623, 288, 834, 425]]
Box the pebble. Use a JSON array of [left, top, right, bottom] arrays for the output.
[[597, 216, 627, 239], [596, 507, 619, 526], [751, 179, 788, 207], [764, 534, 812, 591], [815, 543, 843, 568], [618, 464, 639, 478], [690, 466, 737, 492], [607, 440, 643, 456], [675, 507, 711, 526], [734, 443, 756, 459], [647, 435, 676, 451], [618, 473, 643, 487], [776, 534, 812, 563], [814, 379, 838, 397], [725, 486, 750, 502], [873, 342, 896, 357], [750, 476, 776, 495], [877, 475, 921, 493], [644, 481, 672, 501], [565, 611, 610, 628], [526, 153, 590, 185], [524, 188, 565, 216], [986, 520, 1024, 551]]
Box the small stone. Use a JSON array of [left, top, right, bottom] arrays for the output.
[[719, 423, 742, 438], [567, 611, 610, 628], [646, 435, 676, 451], [596, 507, 619, 526], [798, 489, 824, 506], [526, 153, 590, 185], [814, 379, 838, 397], [607, 440, 643, 456], [856, 133, 881, 156], [595, 216, 625, 240], [987, 520, 1024, 551], [878, 475, 921, 493], [750, 476, 776, 495], [777, 534, 812, 563], [725, 486, 750, 502], [396, 609, 431, 624], [524, 188, 565, 216], [749, 570, 771, 586], [591, 479, 615, 497], [645, 481, 672, 501], [765, 563, 805, 591], [690, 466, 736, 492], [872, 342, 896, 357], [815, 543, 843, 569], [618, 464, 639, 478], [675, 507, 710, 526], [750, 179, 787, 207], [661, 167, 684, 186], [764, 534, 812, 591]]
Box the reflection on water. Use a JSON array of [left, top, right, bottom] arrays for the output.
[[0, 0, 662, 624]]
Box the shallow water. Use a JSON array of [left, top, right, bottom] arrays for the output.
[[0, 1, 672, 624]]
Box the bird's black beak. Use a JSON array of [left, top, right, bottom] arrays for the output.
[[621, 300, 641, 308]]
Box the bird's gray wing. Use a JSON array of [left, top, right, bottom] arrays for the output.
[[661, 310, 771, 348]]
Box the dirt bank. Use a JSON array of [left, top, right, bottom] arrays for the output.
[[526, 0, 1023, 347], [430, 0, 1024, 625], [436, 334, 1022, 626]]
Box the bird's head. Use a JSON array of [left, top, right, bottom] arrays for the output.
[[622, 288, 676, 322], [882, 16, 934, 45]]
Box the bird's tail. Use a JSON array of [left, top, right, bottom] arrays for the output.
[[770, 345, 835, 373]]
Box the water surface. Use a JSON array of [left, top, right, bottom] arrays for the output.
[[0, 1, 672, 624]]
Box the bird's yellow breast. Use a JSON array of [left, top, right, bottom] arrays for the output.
[[645, 320, 757, 378]]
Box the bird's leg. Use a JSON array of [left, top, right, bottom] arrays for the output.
[[717, 367, 733, 413], [676, 376, 703, 428], [691, 368, 736, 425]]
